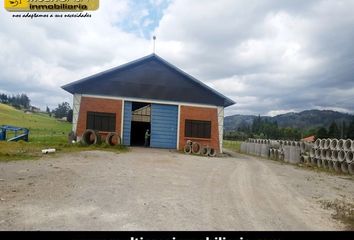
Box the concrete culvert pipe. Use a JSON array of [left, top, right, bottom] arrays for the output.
[[324, 138, 331, 149], [289, 146, 301, 164], [300, 142, 312, 153], [331, 150, 338, 161], [330, 139, 338, 150], [322, 159, 329, 169], [328, 160, 334, 171], [261, 144, 270, 158], [344, 139, 352, 151], [346, 151, 354, 163], [186, 140, 193, 146], [320, 139, 326, 149], [315, 149, 321, 158], [283, 145, 291, 162], [183, 144, 192, 154], [317, 158, 323, 168], [255, 143, 262, 156], [326, 150, 332, 160], [333, 161, 341, 172], [338, 139, 345, 150], [240, 142, 247, 153], [303, 155, 310, 165], [310, 148, 316, 158], [348, 164, 354, 175], [208, 148, 216, 157], [82, 129, 101, 145], [192, 142, 201, 154], [201, 146, 210, 156], [249, 142, 255, 154], [275, 149, 279, 161], [320, 149, 327, 159], [300, 155, 306, 164], [341, 162, 349, 174], [270, 140, 280, 149], [314, 138, 321, 148], [338, 150, 346, 162], [310, 157, 318, 166], [105, 132, 121, 146], [269, 149, 274, 160]]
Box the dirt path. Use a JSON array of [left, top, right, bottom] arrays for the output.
[[0, 148, 353, 230]]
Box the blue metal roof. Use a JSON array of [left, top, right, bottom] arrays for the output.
[[62, 54, 235, 107]]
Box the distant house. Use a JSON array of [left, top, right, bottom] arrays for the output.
[[29, 106, 40, 112], [62, 54, 235, 153], [302, 135, 315, 142]]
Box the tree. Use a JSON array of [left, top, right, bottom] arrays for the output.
[[328, 121, 340, 139], [316, 127, 328, 139], [46, 106, 50, 114], [53, 102, 71, 119], [347, 118, 354, 139], [67, 109, 73, 123]]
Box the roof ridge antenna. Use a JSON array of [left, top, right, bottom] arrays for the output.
[[153, 35, 156, 54]]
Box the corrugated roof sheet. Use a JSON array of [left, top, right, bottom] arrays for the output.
[[61, 54, 235, 107]]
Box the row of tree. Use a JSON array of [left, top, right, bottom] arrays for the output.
[[0, 92, 73, 122], [316, 121, 354, 139], [0, 93, 30, 109], [47, 102, 73, 122], [224, 115, 354, 141]]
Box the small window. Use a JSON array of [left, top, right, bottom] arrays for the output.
[[87, 112, 116, 132], [185, 119, 211, 138]]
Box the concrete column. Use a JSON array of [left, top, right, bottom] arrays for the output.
[[72, 94, 82, 139]]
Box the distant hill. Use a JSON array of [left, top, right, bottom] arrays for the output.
[[224, 110, 353, 131], [0, 103, 71, 143]]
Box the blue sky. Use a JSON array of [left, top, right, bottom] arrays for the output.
[[119, 0, 171, 39]]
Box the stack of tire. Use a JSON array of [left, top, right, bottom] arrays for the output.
[[81, 129, 122, 146], [183, 140, 217, 157], [309, 138, 354, 175]]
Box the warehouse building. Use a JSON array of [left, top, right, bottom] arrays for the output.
[[62, 54, 235, 153]]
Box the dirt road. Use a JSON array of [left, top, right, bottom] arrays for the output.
[[0, 148, 353, 230]]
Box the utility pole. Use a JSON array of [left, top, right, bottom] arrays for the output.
[[153, 36, 156, 54]]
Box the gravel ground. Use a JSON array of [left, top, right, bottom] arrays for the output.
[[0, 147, 353, 230]]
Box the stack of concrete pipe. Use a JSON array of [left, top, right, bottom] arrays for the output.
[[308, 138, 354, 175], [240, 138, 302, 164], [240, 138, 354, 175]]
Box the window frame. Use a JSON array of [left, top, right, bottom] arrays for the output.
[[86, 111, 116, 132], [184, 119, 211, 139]]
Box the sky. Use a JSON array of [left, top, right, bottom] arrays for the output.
[[0, 0, 353, 117]]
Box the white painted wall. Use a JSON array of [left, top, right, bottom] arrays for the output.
[[217, 107, 224, 153], [72, 94, 82, 138]]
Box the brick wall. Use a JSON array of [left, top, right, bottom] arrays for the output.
[[179, 105, 220, 152], [76, 97, 122, 139]]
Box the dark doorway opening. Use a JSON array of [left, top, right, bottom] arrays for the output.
[[130, 102, 151, 146]]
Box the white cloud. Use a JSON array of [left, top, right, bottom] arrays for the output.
[[0, 0, 353, 117]]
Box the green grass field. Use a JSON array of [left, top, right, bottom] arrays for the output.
[[223, 140, 242, 153], [0, 103, 126, 161]]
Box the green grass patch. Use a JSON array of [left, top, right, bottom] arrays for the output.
[[0, 103, 127, 161], [223, 140, 242, 153]]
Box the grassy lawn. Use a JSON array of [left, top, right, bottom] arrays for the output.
[[223, 140, 242, 153], [0, 103, 127, 161]]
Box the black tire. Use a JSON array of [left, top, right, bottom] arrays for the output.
[[192, 142, 201, 154], [201, 146, 210, 156], [186, 140, 193, 146], [184, 144, 192, 154], [81, 129, 101, 145], [208, 148, 216, 157], [105, 132, 121, 146]]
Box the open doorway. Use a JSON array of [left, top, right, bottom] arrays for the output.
[[130, 102, 151, 146]]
